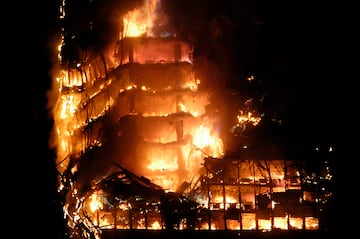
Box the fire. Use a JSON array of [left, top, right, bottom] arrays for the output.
[[142, 121, 224, 191], [48, 0, 332, 237], [236, 110, 261, 127], [89, 192, 103, 213], [150, 221, 161, 230], [192, 123, 224, 158], [121, 0, 160, 38], [147, 156, 177, 171]]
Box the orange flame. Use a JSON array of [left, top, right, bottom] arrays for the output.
[[121, 0, 160, 37]]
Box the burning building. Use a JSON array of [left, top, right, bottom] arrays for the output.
[[48, 0, 334, 238]]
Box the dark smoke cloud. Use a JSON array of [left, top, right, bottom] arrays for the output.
[[63, 0, 144, 53]]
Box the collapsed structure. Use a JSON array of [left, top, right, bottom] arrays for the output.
[[48, 1, 334, 238]]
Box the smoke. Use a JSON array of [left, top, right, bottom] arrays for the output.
[[161, 0, 268, 104]]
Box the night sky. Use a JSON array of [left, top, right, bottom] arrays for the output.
[[14, 0, 346, 238]]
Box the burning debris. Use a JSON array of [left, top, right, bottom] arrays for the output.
[[48, 0, 334, 238]]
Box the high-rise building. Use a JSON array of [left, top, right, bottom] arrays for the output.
[[48, 1, 334, 238]]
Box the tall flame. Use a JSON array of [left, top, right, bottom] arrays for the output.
[[122, 0, 160, 37]]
